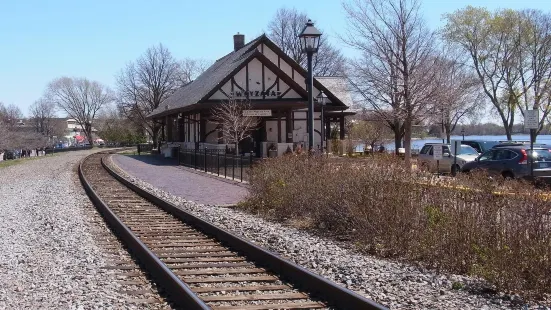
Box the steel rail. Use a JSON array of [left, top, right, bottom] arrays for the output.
[[99, 154, 388, 310], [78, 153, 210, 310]]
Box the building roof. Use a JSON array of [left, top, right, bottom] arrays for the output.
[[148, 34, 354, 119], [150, 35, 265, 118], [315, 77, 354, 108]]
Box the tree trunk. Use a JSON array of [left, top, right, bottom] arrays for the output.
[[151, 131, 158, 149], [235, 142, 239, 157], [403, 117, 412, 167], [505, 126, 512, 141], [151, 125, 160, 150], [393, 128, 402, 155], [85, 130, 94, 148], [444, 123, 451, 144]]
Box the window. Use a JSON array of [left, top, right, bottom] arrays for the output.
[[478, 150, 495, 161], [459, 145, 479, 156], [428, 146, 434, 155], [443, 146, 450, 154], [531, 149, 551, 161], [494, 150, 514, 160], [462, 141, 480, 153], [420, 145, 431, 155], [481, 141, 500, 151]]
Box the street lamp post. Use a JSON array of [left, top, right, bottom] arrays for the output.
[[461, 128, 465, 141], [317, 91, 327, 153], [298, 19, 322, 152]]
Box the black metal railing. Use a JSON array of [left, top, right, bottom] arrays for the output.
[[137, 143, 154, 154], [178, 148, 254, 182], [44, 145, 94, 155]]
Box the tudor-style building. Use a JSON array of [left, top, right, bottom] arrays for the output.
[[148, 33, 355, 157]]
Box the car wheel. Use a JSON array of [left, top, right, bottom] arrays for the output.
[[451, 164, 460, 177], [502, 171, 514, 180]]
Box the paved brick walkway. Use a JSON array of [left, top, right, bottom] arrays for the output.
[[112, 154, 248, 206]]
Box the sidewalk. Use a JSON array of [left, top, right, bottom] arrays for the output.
[[112, 154, 248, 206]]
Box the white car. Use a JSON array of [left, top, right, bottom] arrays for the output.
[[418, 143, 479, 174]]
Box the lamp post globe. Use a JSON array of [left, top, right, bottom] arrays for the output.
[[298, 19, 322, 152]]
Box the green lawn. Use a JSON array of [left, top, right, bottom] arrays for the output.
[[0, 155, 58, 169]]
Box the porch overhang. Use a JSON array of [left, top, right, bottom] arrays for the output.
[[147, 100, 349, 120]]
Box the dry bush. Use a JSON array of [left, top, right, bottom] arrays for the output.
[[243, 156, 551, 299]]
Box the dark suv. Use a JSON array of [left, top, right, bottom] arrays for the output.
[[461, 145, 551, 181], [460, 140, 501, 154], [2, 150, 16, 160]]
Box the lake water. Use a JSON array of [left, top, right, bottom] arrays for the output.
[[373, 135, 551, 152]]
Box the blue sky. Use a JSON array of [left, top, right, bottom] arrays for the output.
[[0, 0, 549, 116]]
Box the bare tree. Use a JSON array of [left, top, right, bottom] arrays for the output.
[[0, 123, 11, 150], [211, 98, 260, 156], [46, 77, 113, 145], [116, 44, 192, 148], [349, 114, 392, 154], [0, 103, 23, 128], [96, 104, 145, 145], [29, 98, 57, 136], [432, 53, 486, 143], [267, 7, 346, 75], [343, 0, 440, 164], [177, 58, 211, 86], [0, 102, 5, 121]]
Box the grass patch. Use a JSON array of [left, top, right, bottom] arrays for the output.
[[0, 154, 58, 169], [242, 155, 551, 300]]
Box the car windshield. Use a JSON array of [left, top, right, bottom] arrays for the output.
[[459, 145, 478, 155], [530, 149, 551, 161]]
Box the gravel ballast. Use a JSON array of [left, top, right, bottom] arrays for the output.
[[108, 155, 551, 310], [0, 151, 168, 309]]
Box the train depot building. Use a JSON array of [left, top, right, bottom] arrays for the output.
[[148, 33, 355, 158]]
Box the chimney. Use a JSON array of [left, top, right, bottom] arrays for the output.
[[233, 33, 245, 51]]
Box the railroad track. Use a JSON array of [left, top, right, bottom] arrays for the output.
[[79, 152, 388, 310]]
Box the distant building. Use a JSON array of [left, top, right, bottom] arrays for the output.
[[49, 118, 98, 146]]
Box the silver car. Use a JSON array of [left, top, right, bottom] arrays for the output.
[[418, 143, 479, 174]]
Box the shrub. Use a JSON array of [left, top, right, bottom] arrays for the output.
[[243, 155, 551, 299]]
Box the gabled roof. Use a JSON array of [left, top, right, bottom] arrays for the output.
[[316, 77, 354, 108], [148, 34, 352, 119]]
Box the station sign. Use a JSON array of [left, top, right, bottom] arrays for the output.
[[243, 110, 272, 117], [433, 144, 443, 160], [525, 109, 539, 129]]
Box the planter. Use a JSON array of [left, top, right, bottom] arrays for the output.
[[268, 150, 278, 158]]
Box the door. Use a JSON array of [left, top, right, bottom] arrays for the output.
[[491, 149, 515, 175], [418, 145, 432, 171], [239, 129, 261, 156], [440, 145, 453, 173], [474, 150, 496, 174]]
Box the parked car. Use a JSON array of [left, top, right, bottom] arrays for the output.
[[418, 143, 479, 174], [459, 140, 501, 154], [493, 142, 550, 149], [2, 150, 16, 160], [461, 145, 551, 181]]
